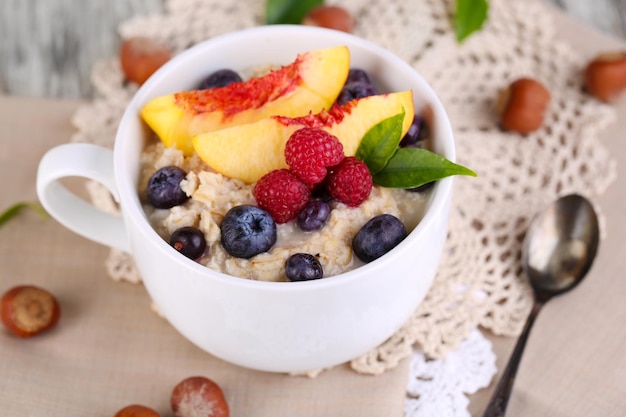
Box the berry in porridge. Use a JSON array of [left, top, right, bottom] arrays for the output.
[[198, 68, 243, 90], [284, 127, 344, 187], [399, 114, 427, 148], [220, 205, 277, 259], [253, 169, 311, 223], [297, 200, 331, 231], [326, 156, 373, 207], [146, 166, 189, 209], [170, 226, 207, 260], [253, 169, 311, 224], [352, 214, 408, 263], [336, 68, 380, 105], [285, 253, 324, 282]]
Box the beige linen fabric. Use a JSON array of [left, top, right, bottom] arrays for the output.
[[0, 97, 408, 416]]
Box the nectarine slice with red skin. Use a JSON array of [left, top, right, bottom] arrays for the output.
[[192, 91, 415, 184], [141, 45, 350, 155], [177, 62, 301, 118]]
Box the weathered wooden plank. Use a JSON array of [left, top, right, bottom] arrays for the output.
[[0, 0, 624, 99], [542, 0, 626, 38], [0, 0, 163, 98]]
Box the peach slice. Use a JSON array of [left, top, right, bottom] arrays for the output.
[[141, 45, 350, 155], [192, 91, 414, 183]]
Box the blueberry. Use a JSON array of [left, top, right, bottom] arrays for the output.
[[285, 253, 323, 281], [146, 166, 189, 209], [336, 69, 379, 106], [198, 69, 242, 89], [170, 227, 206, 260], [346, 68, 373, 84], [336, 81, 379, 106], [352, 214, 408, 263], [220, 205, 277, 259], [297, 200, 331, 231], [399, 115, 427, 148]]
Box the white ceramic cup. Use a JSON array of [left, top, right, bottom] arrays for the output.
[[36, 25, 454, 373]]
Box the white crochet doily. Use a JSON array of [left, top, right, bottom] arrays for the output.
[[405, 328, 496, 417], [71, 0, 617, 382]]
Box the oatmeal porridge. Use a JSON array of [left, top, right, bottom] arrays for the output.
[[139, 141, 428, 282]]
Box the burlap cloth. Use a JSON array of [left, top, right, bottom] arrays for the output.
[[2, 1, 626, 417]]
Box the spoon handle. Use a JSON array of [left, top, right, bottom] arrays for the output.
[[482, 301, 544, 417]]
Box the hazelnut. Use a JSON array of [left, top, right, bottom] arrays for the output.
[[1, 285, 61, 338], [171, 376, 229, 417], [114, 405, 161, 417], [496, 78, 551, 134], [302, 6, 354, 33], [119, 37, 172, 86], [584, 51, 626, 102]]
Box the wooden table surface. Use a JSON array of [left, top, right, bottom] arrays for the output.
[[0, 0, 625, 99]]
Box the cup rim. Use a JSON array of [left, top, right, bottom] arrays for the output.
[[114, 25, 455, 291]]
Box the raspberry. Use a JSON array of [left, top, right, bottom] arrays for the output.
[[326, 156, 373, 207], [284, 127, 344, 187], [253, 169, 311, 223]]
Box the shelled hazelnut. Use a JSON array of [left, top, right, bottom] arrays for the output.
[[302, 5, 354, 33], [120, 37, 172, 86], [114, 404, 161, 417], [1, 285, 61, 338], [171, 376, 229, 417], [496, 78, 551, 134], [584, 51, 626, 102]]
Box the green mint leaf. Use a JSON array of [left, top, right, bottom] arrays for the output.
[[0, 202, 48, 229], [265, 0, 324, 25], [355, 110, 406, 175], [372, 147, 477, 188], [454, 0, 489, 43]]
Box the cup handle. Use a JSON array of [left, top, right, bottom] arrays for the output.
[[36, 143, 130, 253]]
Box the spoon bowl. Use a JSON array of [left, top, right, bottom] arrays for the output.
[[523, 194, 600, 300], [483, 194, 600, 417]]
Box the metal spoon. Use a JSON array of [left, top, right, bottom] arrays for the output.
[[482, 194, 600, 417]]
